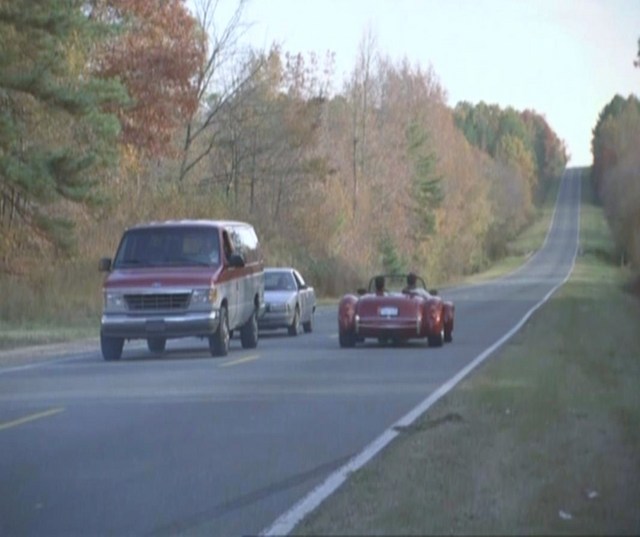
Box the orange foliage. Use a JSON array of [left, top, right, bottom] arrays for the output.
[[91, 0, 206, 156]]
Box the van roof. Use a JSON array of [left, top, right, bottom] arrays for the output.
[[125, 219, 251, 231]]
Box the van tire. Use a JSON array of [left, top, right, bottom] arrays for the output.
[[240, 309, 258, 349], [209, 306, 230, 357], [101, 335, 124, 361], [147, 337, 166, 353]]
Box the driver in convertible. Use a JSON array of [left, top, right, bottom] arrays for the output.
[[403, 272, 429, 297], [374, 275, 386, 296]]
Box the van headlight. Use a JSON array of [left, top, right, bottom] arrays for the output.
[[191, 287, 217, 305], [104, 292, 126, 312]]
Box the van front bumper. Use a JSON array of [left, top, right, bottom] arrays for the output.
[[100, 310, 220, 339]]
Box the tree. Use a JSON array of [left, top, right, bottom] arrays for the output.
[[405, 122, 443, 242], [348, 27, 378, 217], [177, 0, 263, 185], [0, 0, 126, 252], [592, 94, 639, 196], [90, 0, 205, 157]]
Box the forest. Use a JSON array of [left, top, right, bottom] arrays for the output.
[[0, 0, 572, 323], [591, 89, 640, 270]]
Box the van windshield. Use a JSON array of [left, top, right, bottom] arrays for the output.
[[113, 227, 221, 268]]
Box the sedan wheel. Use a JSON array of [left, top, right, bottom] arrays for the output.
[[288, 306, 301, 336], [302, 311, 314, 333]]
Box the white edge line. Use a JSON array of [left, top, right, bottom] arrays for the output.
[[0, 355, 88, 375], [260, 172, 581, 537]]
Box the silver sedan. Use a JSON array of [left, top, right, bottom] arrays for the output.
[[259, 268, 316, 335]]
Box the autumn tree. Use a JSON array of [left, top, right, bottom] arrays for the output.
[[591, 94, 633, 195], [347, 28, 378, 217], [177, 0, 263, 185], [405, 122, 443, 245], [90, 0, 205, 157], [0, 0, 126, 255], [591, 94, 640, 267]]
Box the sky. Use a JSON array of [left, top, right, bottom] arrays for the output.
[[207, 0, 640, 166]]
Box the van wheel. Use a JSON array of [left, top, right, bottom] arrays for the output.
[[147, 337, 166, 353], [209, 306, 230, 357], [101, 335, 124, 361], [288, 306, 301, 336], [240, 310, 259, 349]]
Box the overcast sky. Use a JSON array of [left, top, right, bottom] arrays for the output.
[[206, 0, 640, 166]]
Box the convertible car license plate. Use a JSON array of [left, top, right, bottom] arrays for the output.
[[379, 307, 398, 317]]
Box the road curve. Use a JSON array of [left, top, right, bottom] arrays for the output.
[[0, 169, 581, 537]]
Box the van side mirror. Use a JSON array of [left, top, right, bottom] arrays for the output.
[[228, 253, 245, 268], [99, 257, 112, 272], [357, 287, 367, 296]]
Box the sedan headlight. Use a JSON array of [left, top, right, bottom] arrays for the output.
[[104, 291, 126, 312], [191, 287, 217, 306]]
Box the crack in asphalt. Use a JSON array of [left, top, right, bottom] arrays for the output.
[[147, 451, 355, 536]]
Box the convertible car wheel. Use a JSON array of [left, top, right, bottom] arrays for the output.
[[428, 330, 444, 347], [339, 331, 356, 348]]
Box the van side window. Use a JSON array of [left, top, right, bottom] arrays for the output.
[[222, 231, 233, 262]]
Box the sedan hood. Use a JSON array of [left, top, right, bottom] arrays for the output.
[[264, 290, 296, 303]]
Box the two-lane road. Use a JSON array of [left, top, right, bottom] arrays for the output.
[[0, 169, 581, 536]]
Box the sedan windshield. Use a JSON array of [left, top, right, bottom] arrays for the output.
[[265, 271, 296, 291]]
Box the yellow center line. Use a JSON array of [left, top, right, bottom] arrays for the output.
[[0, 407, 65, 432], [219, 354, 260, 368]]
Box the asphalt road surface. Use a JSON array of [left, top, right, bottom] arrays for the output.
[[0, 169, 581, 537]]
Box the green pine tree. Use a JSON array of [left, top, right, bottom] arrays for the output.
[[0, 0, 127, 251], [406, 121, 443, 242]]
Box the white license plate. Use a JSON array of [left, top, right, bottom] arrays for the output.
[[379, 307, 398, 317]]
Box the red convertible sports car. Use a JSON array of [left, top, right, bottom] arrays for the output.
[[338, 273, 454, 348]]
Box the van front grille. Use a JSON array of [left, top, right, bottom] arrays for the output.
[[124, 293, 191, 311]]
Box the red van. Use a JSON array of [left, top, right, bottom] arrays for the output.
[[98, 220, 264, 361]]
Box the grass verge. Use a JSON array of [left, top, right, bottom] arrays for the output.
[[293, 175, 640, 534]]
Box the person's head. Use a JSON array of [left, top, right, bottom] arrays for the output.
[[374, 275, 385, 293], [407, 272, 417, 287]]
